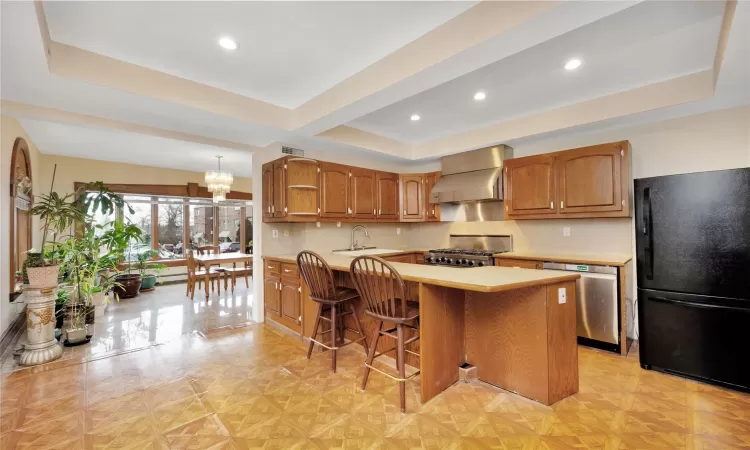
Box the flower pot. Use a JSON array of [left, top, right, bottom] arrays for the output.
[[65, 327, 87, 345], [140, 274, 157, 291], [27, 265, 60, 289], [114, 274, 142, 299], [93, 291, 107, 318]]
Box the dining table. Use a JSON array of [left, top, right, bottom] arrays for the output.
[[193, 252, 253, 298]]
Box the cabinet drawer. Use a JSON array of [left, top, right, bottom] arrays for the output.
[[384, 254, 415, 264], [281, 263, 299, 279], [265, 261, 280, 275], [494, 258, 542, 269]]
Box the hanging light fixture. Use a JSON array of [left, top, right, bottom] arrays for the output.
[[204, 155, 233, 203]]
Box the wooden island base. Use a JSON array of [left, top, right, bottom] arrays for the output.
[[420, 281, 578, 405]]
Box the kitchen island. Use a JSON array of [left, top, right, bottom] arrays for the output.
[[263, 252, 581, 405]]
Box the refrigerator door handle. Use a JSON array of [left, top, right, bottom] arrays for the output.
[[643, 187, 654, 280], [651, 296, 748, 312]]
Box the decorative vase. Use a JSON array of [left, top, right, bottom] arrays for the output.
[[27, 265, 60, 289], [114, 274, 142, 298], [140, 274, 157, 291], [22, 252, 44, 285], [19, 287, 63, 366]]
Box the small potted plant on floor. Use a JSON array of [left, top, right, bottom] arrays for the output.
[[100, 221, 145, 299], [135, 249, 166, 292]]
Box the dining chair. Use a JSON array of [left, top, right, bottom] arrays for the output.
[[298, 251, 368, 373], [349, 255, 420, 413], [225, 259, 253, 292], [186, 250, 224, 299]]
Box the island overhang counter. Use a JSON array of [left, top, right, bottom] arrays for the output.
[[263, 253, 581, 406]]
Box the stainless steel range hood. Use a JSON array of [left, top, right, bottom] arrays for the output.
[[429, 145, 513, 203]]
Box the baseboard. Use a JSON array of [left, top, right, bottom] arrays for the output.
[[0, 309, 27, 356]]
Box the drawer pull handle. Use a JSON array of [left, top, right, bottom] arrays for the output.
[[284, 269, 291, 272], [267, 265, 273, 269]]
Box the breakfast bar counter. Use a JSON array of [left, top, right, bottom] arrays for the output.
[[263, 252, 581, 405]]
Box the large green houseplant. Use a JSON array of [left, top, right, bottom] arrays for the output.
[[100, 220, 145, 299], [135, 249, 167, 291]]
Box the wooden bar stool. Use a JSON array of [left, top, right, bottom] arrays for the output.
[[297, 251, 369, 373], [349, 255, 420, 413]]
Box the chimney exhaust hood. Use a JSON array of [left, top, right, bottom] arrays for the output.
[[429, 145, 513, 203]]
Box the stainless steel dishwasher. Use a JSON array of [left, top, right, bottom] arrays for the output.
[[543, 262, 620, 346]]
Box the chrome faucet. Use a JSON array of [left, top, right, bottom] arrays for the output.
[[350, 225, 370, 251]]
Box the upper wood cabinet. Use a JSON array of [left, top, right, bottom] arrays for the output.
[[285, 158, 319, 217], [262, 163, 274, 218], [504, 141, 630, 220], [376, 172, 399, 220], [400, 174, 425, 222], [319, 162, 351, 219], [504, 154, 557, 217], [272, 160, 286, 218], [350, 167, 376, 219], [424, 171, 441, 222]]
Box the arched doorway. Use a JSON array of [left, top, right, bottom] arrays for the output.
[[9, 137, 33, 291]]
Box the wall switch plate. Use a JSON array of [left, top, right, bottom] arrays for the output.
[[563, 226, 571, 237], [337, 222, 341, 228], [396, 227, 401, 235], [272, 229, 279, 239], [283, 229, 290, 237], [558, 287, 566, 304], [316, 222, 321, 228]]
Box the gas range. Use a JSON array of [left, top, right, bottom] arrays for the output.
[[424, 235, 512, 268]]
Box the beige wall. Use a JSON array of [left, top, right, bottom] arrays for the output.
[[1, 116, 42, 338], [39, 154, 252, 197]]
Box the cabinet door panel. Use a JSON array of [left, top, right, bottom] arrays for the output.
[[272, 160, 286, 218], [494, 258, 542, 269], [350, 168, 376, 219], [376, 172, 399, 220], [286, 159, 319, 216], [424, 172, 441, 221], [281, 281, 301, 324], [401, 174, 424, 221], [264, 277, 280, 316], [505, 155, 556, 217], [319, 162, 350, 218], [557, 143, 623, 213], [262, 163, 274, 218]]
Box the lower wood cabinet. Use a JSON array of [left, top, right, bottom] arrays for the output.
[[264, 260, 302, 333], [264, 276, 281, 316]]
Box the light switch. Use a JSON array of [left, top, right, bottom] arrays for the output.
[[272, 229, 279, 239], [316, 222, 321, 228], [563, 227, 571, 237], [558, 287, 566, 304], [396, 227, 401, 235], [336, 222, 341, 228]]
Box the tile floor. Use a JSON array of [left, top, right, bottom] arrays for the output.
[[2, 283, 750, 449]]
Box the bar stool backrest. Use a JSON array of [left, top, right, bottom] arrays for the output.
[[297, 251, 337, 301], [350, 256, 407, 320], [197, 245, 219, 255]]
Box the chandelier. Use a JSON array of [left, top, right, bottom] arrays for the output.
[[204, 155, 233, 203]]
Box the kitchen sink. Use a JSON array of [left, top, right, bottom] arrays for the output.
[[333, 248, 405, 256]]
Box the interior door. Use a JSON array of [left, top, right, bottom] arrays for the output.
[[557, 142, 624, 213], [281, 281, 301, 324], [272, 160, 286, 218], [319, 162, 350, 218], [350, 168, 376, 219], [264, 277, 280, 316], [504, 154, 557, 216], [262, 163, 274, 218], [376, 172, 399, 220], [401, 174, 424, 221]]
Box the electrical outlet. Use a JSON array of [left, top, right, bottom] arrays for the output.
[[316, 222, 321, 228], [396, 227, 401, 235], [272, 229, 279, 239], [563, 226, 571, 237], [558, 287, 567, 304], [336, 222, 341, 228], [283, 229, 290, 237]]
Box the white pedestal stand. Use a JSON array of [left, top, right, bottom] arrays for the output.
[[19, 287, 63, 366]]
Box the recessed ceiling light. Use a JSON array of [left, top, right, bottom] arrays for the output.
[[474, 91, 486, 101], [218, 37, 238, 51], [564, 58, 582, 71], [410, 114, 420, 121]]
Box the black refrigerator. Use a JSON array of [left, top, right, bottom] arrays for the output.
[[635, 167, 750, 392]]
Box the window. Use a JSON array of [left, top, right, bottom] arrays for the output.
[[189, 201, 214, 250], [123, 196, 152, 260], [217, 206, 242, 253], [157, 198, 184, 259]]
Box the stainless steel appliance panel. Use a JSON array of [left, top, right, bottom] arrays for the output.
[[543, 262, 619, 345]]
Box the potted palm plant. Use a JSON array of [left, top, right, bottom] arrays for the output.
[[136, 249, 167, 291], [101, 221, 145, 298]]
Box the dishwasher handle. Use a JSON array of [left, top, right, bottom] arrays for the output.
[[542, 262, 618, 275]]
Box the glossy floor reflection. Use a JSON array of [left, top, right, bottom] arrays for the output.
[[2, 322, 749, 449], [0, 281, 254, 374]]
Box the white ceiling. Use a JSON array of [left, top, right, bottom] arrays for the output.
[[43, 1, 475, 109], [18, 119, 255, 178], [348, 1, 726, 143]]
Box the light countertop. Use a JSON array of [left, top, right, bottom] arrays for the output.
[[264, 252, 579, 293], [494, 251, 632, 267]]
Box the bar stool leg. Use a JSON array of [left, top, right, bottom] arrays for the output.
[[307, 303, 323, 359], [361, 320, 382, 391], [349, 303, 369, 355], [396, 323, 406, 413], [330, 303, 337, 373]]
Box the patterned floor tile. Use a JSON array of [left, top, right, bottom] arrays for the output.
[[163, 414, 231, 449], [151, 394, 214, 434]]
